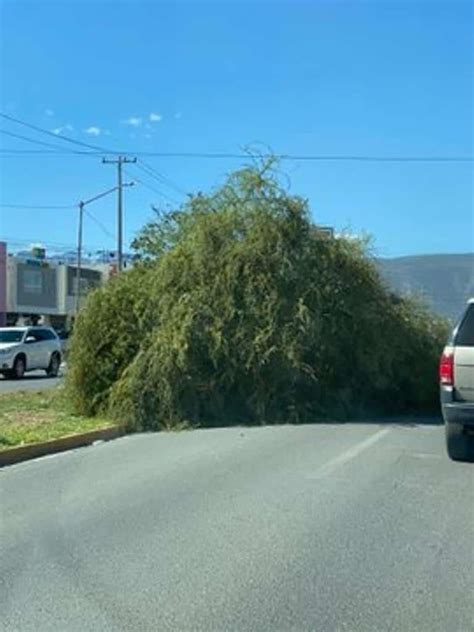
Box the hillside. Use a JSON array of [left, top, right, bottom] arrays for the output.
[[378, 253, 474, 321]]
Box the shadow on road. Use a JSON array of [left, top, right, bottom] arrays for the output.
[[173, 415, 445, 433], [341, 415, 443, 427], [0, 368, 66, 382], [0, 375, 46, 382]]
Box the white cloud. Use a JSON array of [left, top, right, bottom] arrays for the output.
[[84, 126, 101, 136], [45, 109, 54, 116], [149, 112, 162, 122], [123, 116, 142, 127], [51, 123, 74, 135]]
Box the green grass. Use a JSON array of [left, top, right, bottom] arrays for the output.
[[0, 388, 115, 451]]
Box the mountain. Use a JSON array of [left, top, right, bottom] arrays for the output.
[[378, 253, 474, 321]]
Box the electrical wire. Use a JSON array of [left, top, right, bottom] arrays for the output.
[[1, 236, 88, 250], [83, 208, 116, 241], [1, 203, 75, 209], [0, 149, 98, 156], [133, 176, 179, 205], [0, 112, 113, 153], [124, 166, 180, 205], [134, 163, 183, 201], [1, 149, 473, 161], [137, 160, 188, 196], [0, 129, 95, 154], [0, 114, 472, 164]]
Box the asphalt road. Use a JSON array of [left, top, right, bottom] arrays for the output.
[[1, 422, 473, 631], [0, 370, 65, 394]]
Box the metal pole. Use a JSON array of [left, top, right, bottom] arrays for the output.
[[118, 157, 123, 272], [75, 201, 84, 315]]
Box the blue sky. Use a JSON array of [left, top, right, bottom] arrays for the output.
[[0, 0, 472, 257]]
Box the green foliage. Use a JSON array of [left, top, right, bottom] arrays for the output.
[[66, 266, 156, 416], [69, 161, 448, 429]]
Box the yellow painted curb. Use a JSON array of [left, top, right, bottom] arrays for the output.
[[0, 425, 125, 467]]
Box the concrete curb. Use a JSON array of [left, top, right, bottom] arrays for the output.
[[0, 425, 125, 468]]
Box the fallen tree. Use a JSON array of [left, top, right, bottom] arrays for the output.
[[67, 161, 448, 429]]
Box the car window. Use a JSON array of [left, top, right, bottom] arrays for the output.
[[25, 330, 43, 342], [455, 305, 474, 347], [0, 330, 25, 343], [40, 329, 56, 340], [31, 329, 55, 341]]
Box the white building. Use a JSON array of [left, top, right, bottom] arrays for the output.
[[4, 249, 111, 329]]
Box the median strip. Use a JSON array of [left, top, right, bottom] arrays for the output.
[[0, 388, 123, 467]]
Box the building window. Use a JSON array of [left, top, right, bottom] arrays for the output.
[[23, 269, 43, 294]]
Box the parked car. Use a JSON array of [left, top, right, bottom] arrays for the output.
[[440, 298, 474, 461], [54, 328, 70, 358], [0, 326, 62, 379]]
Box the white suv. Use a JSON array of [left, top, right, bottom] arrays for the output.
[[440, 298, 474, 461], [0, 327, 62, 379]]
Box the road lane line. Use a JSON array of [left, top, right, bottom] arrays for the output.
[[309, 427, 391, 479]]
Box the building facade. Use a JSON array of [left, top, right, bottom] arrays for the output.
[[0, 242, 7, 327], [0, 242, 109, 329]]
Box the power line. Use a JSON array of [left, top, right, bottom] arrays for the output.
[[0, 145, 472, 163], [133, 164, 181, 202], [138, 160, 188, 196], [0, 149, 97, 156], [0, 112, 113, 153], [133, 175, 179, 205], [0, 203, 75, 209], [1, 149, 473, 162], [138, 162, 186, 195], [0, 235, 109, 250], [83, 208, 116, 241], [131, 152, 474, 162], [0, 129, 94, 154], [125, 166, 180, 205]]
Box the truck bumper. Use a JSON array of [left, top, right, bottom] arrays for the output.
[[441, 386, 474, 426]]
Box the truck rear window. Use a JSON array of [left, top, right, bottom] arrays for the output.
[[455, 305, 474, 347]]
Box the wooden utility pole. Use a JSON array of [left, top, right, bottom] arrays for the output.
[[102, 156, 137, 271], [75, 201, 84, 315]]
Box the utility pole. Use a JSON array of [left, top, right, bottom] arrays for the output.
[[75, 201, 84, 316], [102, 156, 137, 271], [75, 182, 134, 316]]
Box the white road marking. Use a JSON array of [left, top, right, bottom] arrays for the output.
[[411, 452, 442, 460], [309, 427, 391, 479]]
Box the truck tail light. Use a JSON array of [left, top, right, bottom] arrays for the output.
[[439, 349, 454, 386]]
